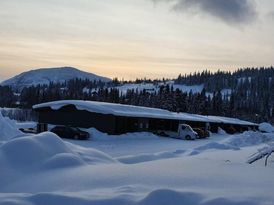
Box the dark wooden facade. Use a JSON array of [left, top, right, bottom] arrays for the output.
[[34, 104, 258, 135], [36, 105, 116, 134]]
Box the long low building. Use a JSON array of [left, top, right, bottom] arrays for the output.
[[33, 100, 258, 134]]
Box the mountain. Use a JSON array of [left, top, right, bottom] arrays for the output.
[[1, 67, 111, 90]]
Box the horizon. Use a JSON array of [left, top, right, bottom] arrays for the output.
[[0, 0, 274, 80], [1, 65, 274, 83]]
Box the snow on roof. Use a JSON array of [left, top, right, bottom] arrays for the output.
[[33, 100, 180, 120], [205, 116, 257, 126], [33, 100, 257, 126]]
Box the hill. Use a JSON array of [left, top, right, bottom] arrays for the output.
[[0, 67, 111, 90]]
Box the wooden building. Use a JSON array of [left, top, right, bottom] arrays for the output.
[[33, 100, 258, 135]]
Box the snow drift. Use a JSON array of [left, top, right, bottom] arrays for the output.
[[0, 132, 116, 171], [223, 131, 273, 147], [259, 122, 274, 133], [0, 112, 21, 141]]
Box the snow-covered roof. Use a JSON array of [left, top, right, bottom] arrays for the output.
[[33, 100, 257, 126], [205, 116, 257, 126], [33, 100, 180, 120]]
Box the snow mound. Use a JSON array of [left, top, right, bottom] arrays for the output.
[[223, 131, 273, 147], [43, 153, 85, 169], [139, 189, 204, 205], [218, 127, 227, 135], [65, 142, 117, 164], [259, 123, 274, 133], [88, 128, 159, 141], [188, 131, 274, 156], [0, 112, 22, 141], [0, 189, 261, 205], [0, 132, 116, 170]]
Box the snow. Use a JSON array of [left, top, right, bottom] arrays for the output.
[[15, 121, 37, 129], [0, 132, 115, 170], [84, 81, 205, 96], [33, 100, 258, 126], [172, 83, 204, 93], [115, 83, 157, 95], [247, 142, 274, 164], [218, 127, 227, 135], [33, 100, 179, 120], [259, 122, 274, 133], [206, 115, 256, 126], [0, 112, 22, 141], [223, 131, 274, 147], [114, 81, 205, 96], [237, 77, 252, 84], [1, 116, 274, 205], [221, 88, 232, 96], [0, 67, 111, 90]]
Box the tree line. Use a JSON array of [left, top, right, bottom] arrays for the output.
[[0, 67, 273, 123]]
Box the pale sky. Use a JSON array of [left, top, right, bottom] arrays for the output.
[[0, 0, 273, 80]]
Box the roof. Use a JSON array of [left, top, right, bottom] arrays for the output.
[[33, 100, 258, 126]]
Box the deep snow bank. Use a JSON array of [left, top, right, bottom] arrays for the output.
[[223, 131, 273, 147], [0, 132, 116, 170], [259, 122, 274, 133], [0, 112, 21, 141], [190, 131, 274, 156], [87, 128, 159, 141]]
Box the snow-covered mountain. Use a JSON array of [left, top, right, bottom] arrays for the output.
[[1, 67, 111, 90]]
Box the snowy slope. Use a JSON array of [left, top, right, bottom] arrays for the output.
[[86, 81, 232, 100], [84, 81, 205, 95], [1, 67, 111, 90], [113, 81, 230, 97], [115, 81, 205, 95]]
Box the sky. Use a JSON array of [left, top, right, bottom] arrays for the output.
[[0, 0, 273, 80]]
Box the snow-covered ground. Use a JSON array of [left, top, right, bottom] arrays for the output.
[[85, 81, 206, 96], [86, 81, 232, 100], [1, 114, 274, 205], [115, 81, 205, 95]]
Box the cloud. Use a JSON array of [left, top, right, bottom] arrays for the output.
[[267, 11, 274, 20], [153, 0, 257, 25]]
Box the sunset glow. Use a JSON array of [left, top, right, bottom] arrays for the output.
[[0, 0, 273, 80]]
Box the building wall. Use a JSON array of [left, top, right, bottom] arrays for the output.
[[36, 105, 116, 134], [114, 116, 150, 134], [148, 119, 180, 132], [35, 105, 257, 135]]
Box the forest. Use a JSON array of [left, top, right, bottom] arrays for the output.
[[0, 67, 273, 123]]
